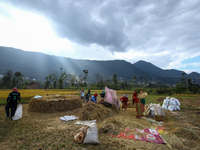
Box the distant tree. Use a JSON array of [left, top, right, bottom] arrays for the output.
[[180, 73, 187, 89], [94, 73, 104, 88], [132, 76, 138, 87], [187, 78, 193, 91], [144, 75, 148, 87], [53, 81, 57, 89], [112, 74, 118, 90], [94, 73, 101, 83], [14, 71, 24, 88], [48, 73, 57, 88], [12, 76, 17, 87], [44, 77, 50, 89], [83, 70, 88, 87], [67, 74, 77, 87], [104, 79, 112, 89], [0, 70, 13, 88], [58, 68, 67, 89], [98, 79, 105, 89]]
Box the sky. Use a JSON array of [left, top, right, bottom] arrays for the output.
[[0, 0, 200, 74]]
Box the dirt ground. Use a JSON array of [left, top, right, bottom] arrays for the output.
[[0, 97, 200, 150]]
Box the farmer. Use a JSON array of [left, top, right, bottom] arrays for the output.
[[85, 89, 91, 103], [79, 89, 85, 103], [100, 90, 105, 98], [5, 87, 21, 119], [120, 95, 128, 111], [133, 92, 143, 118], [90, 93, 98, 103], [139, 91, 145, 112], [132, 93, 135, 106], [100, 90, 105, 103]]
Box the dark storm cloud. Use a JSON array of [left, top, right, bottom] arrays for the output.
[[1, 0, 200, 55]]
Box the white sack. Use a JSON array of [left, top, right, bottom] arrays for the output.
[[161, 107, 165, 117], [155, 105, 165, 117], [168, 105, 176, 111], [162, 97, 170, 110], [168, 97, 177, 111], [83, 122, 100, 144], [12, 104, 23, 120], [169, 97, 176, 105], [175, 99, 181, 110], [150, 108, 155, 118]]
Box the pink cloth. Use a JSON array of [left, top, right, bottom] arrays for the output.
[[13, 87, 18, 92], [104, 87, 120, 109], [115, 128, 165, 144]]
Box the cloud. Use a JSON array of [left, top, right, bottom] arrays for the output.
[[1, 0, 200, 73]]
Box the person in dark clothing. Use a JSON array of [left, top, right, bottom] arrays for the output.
[[100, 90, 105, 98], [85, 89, 91, 103], [5, 87, 21, 119]]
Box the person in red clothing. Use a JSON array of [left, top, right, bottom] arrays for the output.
[[120, 95, 128, 111], [132, 93, 135, 106], [133, 92, 143, 118]]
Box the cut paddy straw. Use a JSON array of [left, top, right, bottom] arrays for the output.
[[28, 95, 82, 113]]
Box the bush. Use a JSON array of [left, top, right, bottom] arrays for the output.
[[150, 90, 158, 95]]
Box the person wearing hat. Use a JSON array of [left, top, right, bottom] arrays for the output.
[[79, 89, 85, 103], [100, 90, 105, 98], [120, 95, 128, 111], [90, 93, 98, 103], [133, 92, 143, 118], [85, 89, 91, 103], [5, 87, 21, 119], [139, 91, 145, 112], [99, 90, 105, 103]]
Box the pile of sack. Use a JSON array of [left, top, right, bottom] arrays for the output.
[[146, 103, 165, 120], [162, 97, 181, 111]]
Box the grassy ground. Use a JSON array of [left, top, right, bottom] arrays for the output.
[[0, 90, 199, 149]]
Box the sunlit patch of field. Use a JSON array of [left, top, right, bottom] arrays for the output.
[[0, 89, 106, 105]]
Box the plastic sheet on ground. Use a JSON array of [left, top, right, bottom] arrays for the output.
[[60, 115, 79, 121], [110, 127, 166, 144], [75, 120, 96, 126], [33, 95, 42, 98]]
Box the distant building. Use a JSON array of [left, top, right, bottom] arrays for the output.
[[26, 82, 39, 89]]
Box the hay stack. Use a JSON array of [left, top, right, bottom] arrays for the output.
[[99, 118, 123, 135], [127, 100, 134, 108], [157, 97, 165, 102], [28, 95, 82, 113], [80, 101, 116, 121]]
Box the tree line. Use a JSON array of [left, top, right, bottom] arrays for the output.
[[0, 69, 199, 94]]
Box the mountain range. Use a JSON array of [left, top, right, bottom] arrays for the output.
[[0, 46, 200, 84]]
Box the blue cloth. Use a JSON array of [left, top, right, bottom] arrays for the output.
[[90, 96, 97, 103]]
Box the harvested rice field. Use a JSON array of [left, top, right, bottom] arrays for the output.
[[0, 94, 200, 150]]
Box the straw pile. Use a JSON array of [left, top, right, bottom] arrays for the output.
[[99, 118, 123, 135], [127, 100, 134, 108], [157, 97, 165, 102], [28, 95, 82, 113], [80, 101, 116, 121]]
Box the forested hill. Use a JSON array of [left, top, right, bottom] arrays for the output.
[[0, 46, 200, 83]]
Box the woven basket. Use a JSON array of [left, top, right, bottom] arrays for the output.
[[155, 115, 163, 121]]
